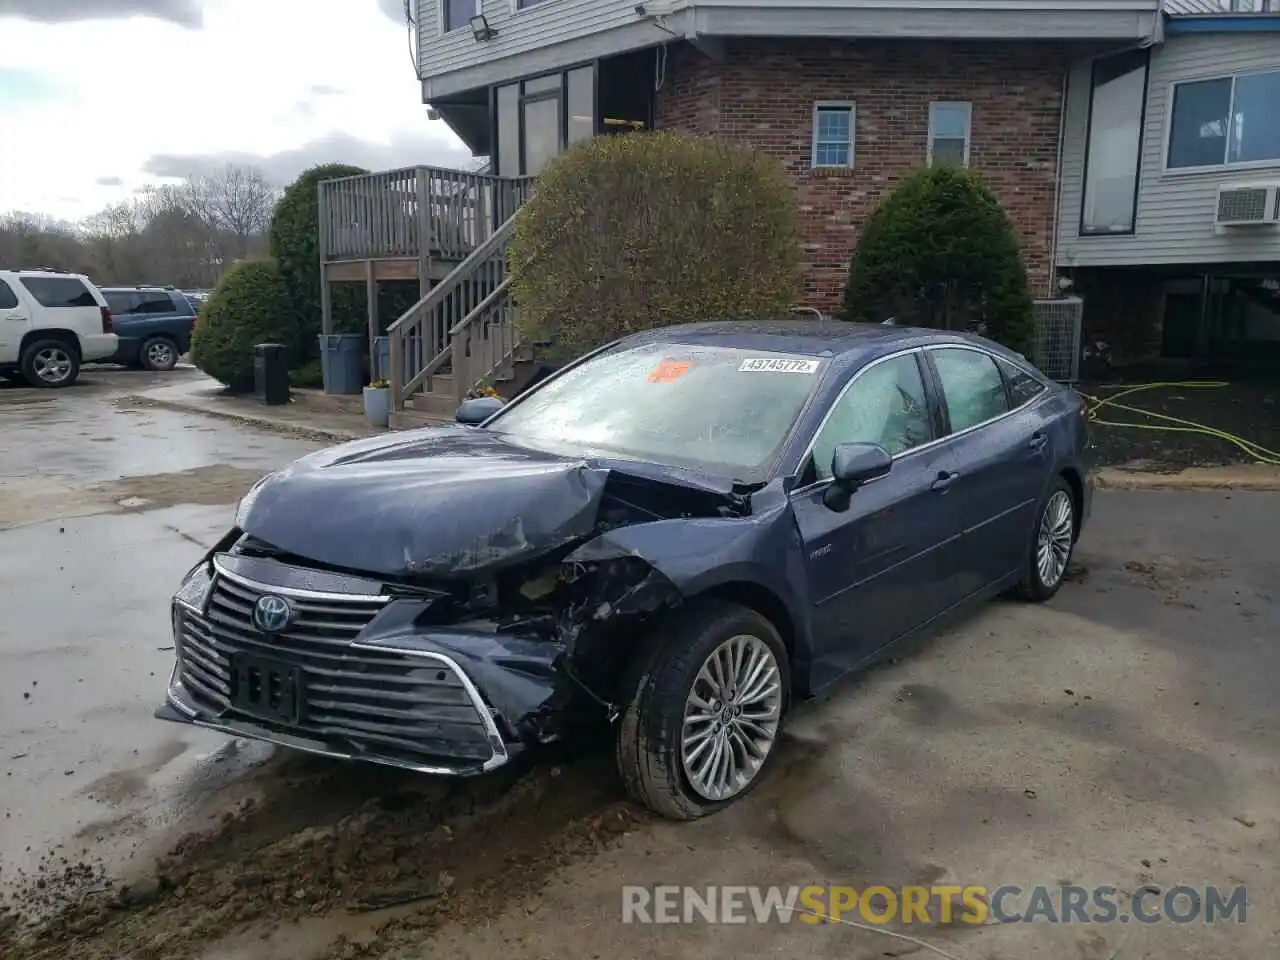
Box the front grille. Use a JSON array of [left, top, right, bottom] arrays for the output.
[[175, 569, 496, 765]]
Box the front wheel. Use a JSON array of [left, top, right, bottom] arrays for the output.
[[20, 339, 80, 388], [1017, 477, 1076, 602], [616, 600, 789, 820]]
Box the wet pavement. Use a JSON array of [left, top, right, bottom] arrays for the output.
[[0, 368, 325, 889]]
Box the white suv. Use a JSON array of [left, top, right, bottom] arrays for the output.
[[0, 270, 119, 388]]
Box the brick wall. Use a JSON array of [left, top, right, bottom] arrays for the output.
[[654, 39, 1073, 315]]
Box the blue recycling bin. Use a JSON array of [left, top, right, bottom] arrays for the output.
[[372, 336, 390, 382], [318, 334, 363, 394]]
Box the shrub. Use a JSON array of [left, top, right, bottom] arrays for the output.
[[509, 131, 802, 360], [844, 166, 1037, 358], [191, 259, 297, 392], [269, 163, 368, 361]]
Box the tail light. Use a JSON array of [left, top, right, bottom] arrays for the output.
[[100, 306, 113, 334]]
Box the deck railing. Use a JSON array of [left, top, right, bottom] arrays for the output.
[[318, 166, 532, 263]]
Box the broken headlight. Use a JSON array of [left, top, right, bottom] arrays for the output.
[[174, 562, 213, 613]]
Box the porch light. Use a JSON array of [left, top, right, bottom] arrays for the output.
[[470, 13, 498, 41]]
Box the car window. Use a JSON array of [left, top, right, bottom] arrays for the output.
[[932, 347, 1010, 433], [135, 292, 178, 314], [0, 280, 17, 310], [105, 292, 137, 315], [996, 357, 1046, 407], [487, 343, 827, 481], [19, 276, 97, 308], [810, 353, 934, 481]]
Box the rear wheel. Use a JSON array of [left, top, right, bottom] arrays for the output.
[[616, 600, 789, 820], [20, 338, 80, 388], [1017, 477, 1076, 602], [140, 336, 178, 372]]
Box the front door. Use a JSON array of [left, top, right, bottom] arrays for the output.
[[791, 351, 963, 685]]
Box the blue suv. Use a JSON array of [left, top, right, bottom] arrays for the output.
[[101, 287, 197, 371]]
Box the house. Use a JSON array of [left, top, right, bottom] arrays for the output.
[[1057, 0, 1280, 365], [327, 0, 1279, 419]]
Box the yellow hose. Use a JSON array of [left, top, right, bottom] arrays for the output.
[[1078, 380, 1280, 466]]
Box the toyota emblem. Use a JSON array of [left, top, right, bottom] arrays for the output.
[[252, 594, 294, 633]]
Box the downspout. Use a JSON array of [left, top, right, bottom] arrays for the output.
[[1048, 66, 1069, 297]]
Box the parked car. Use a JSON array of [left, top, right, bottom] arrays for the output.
[[156, 321, 1092, 820], [100, 286, 197, 371], [0, 269, 117, 387]]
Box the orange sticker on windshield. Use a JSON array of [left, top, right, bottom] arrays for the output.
[[648, 360, 692, 383]]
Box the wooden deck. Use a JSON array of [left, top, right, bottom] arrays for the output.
[[318, 166, 532, 276]]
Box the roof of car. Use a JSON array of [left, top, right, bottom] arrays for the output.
[[621, 319, 1003, 359]]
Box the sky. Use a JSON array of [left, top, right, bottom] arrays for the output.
[[0, 0, 474, 221]]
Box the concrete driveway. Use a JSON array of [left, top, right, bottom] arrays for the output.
[[1, 370, 1276, 960]]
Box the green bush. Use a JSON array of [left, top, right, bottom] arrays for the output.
[[192, 259, 298, 392], [844, 166, 1036, 358], [269, 163, 368, 361], [509, 132, 802, 360]]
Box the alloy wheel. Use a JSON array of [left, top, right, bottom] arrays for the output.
[[33, 347, 73, 385], [1036, 489, 1074, 589], [147, 341, 175, 369], [681, 633, 782, 802]]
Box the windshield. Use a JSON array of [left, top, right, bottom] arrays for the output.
[[487, 342, 827, 480]]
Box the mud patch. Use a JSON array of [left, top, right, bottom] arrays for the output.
[[94, 465, 267, 509], [0, 479, 110, 530], [81, 741, 191, 808], [0, 751, 634, 960]]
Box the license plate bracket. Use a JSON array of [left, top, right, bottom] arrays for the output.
[[228, 653, 303, 725]]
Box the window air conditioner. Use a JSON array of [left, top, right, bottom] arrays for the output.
[[1214, 183, 1280, 227]]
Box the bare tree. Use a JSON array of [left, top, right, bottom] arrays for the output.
[[188, 164, 278, 260]]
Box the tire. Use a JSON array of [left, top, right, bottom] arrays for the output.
[[139, 336, 179, 372], [1016, 476, 1077, 602], [616, 599, 790, 820], [20, 338, 80, 388]]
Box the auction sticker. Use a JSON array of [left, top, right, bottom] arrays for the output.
[[648, 360, 693, 382], [739, 357, 820, 374]]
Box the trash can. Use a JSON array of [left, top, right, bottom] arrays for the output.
[[318, 334, 364, 395], [253, 343, 290, 406], [372, 336, 390, 382]]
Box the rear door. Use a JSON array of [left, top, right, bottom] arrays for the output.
[[791, 349, 963, 681], [0, 278, 29, 363], [923, 345, 1049, 596], [18, 275, 102, 338], [104, 291, 141, 357]]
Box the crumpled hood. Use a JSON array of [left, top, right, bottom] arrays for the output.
[[233, 426, 738, 579]]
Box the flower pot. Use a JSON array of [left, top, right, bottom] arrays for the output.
[[363, 385, 390, 428]]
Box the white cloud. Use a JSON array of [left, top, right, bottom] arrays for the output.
[[0, 0, 470, 220]]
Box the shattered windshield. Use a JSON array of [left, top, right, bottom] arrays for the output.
[[487, 342, 827, 480]]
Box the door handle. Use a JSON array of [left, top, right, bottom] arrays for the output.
[[931, 471, 958, 492], [1029, 431, 1048, 451]]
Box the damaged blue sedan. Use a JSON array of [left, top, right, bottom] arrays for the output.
[[157, 320, 1092, 820]]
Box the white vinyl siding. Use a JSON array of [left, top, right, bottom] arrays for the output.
[[1057, 33, 1280, 268], [417, 0, 1160, 99]]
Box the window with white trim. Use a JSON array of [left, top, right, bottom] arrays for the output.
[[1167, 69, 1280, 169], [811, 103, 855, 169], [928, 102, 972, 167], [442, 0, 478, 32]]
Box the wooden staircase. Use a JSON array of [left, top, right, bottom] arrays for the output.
[[386, 212, 533, 429]]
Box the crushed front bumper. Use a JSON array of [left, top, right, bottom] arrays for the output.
[[156, 557, 562, 776]]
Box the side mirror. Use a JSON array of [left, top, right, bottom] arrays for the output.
[[455, 396, 505, 425], [823, 442, 891, 511]]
